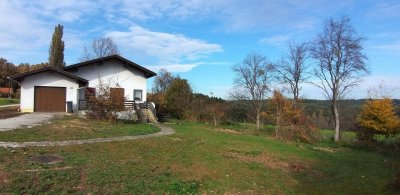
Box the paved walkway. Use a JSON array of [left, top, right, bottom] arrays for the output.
[[0, 113, 58, 131], [0, 104, 19, 108], [0, 123, 175, 148]]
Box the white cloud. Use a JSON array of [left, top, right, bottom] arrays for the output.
[[148, 63, 201, 73], [107, 25, 222, 71], [22, 0, 98, 22], [259, 35, 291, 46], [116, 0, 218, 21], [0, 0, 97, 63], [0, 1, 49, 49], [375, 43, 400, 54], [366, 1, 400, 19], [148, 61, 231, 73], [112, 0, 336, 31]]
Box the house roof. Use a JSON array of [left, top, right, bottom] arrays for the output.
[[10, 66, 89, 85], [63, 55, 157, 78]]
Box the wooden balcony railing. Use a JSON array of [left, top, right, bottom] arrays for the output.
[[78, 100, 156, 111]]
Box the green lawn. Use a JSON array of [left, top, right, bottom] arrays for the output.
[[0, 116, 160, 142], [0, 98, 19, 106], [0, 120, 398, 194]]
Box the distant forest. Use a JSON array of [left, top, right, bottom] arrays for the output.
[[224, 98, 400, 131]]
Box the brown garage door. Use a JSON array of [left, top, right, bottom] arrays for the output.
[[34, 86, 66, 112]]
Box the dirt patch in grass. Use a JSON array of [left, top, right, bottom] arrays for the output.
[[170, 137, 186, 142], [24, 166, 74, 173], [213, 128, 242, 135], [0, 107, 24, 119], [50, 118, 93, 132], [168, 163, 217, 181], [75, 170, 88, 192], [0, 168, 9, 185], [313, 147, 338, 153], [224, 151, 310, 173]]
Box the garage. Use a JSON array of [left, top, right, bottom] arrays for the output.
[[34, 86, 66, 112], [10, 66, 88, 112]]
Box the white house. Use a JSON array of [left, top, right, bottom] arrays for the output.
[[10, 55, 156, 112]]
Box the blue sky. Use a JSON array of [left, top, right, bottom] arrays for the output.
[[1, 0, 399, 99]]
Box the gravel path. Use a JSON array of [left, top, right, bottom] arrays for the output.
[[0, 123, 175, 148], [0, 113, 58, 131]]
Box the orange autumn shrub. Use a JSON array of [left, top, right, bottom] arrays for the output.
[[357, 98, 400, 143], [269, 90, 319, 143]]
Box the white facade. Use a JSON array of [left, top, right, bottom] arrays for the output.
[[68, 59, 148, 102], [20, 71, 79, 112]]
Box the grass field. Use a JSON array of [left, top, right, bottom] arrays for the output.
[[0, 119, 398, 194], [0, 98, 19, 106], [0, 116, 160, 142]]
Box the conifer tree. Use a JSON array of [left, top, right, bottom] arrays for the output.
[[48, 24, 65, 68]]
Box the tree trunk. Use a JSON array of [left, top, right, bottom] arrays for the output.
[[333, 101, 340, 141], [213, 116, 217, 126], [275, 106, 280, 138], [261, 119, 264, 129], [256, 112, 260, 130]]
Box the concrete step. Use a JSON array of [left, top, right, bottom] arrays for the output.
[[137, 108, 157, 123]]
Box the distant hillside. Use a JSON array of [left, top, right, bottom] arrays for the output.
[[225, 99, 400, 131], [302, 99, 400, 131]]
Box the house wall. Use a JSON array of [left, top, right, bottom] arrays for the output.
[[20, 71, 79, 112], [67, 59, 148, 102]]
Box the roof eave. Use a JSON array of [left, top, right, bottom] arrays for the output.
[[10, 66, 88, 84], [64, 55, 156, 78]]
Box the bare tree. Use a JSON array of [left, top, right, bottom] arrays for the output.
[[310, 17, 368, 141], [80, 37, 120, 61], [232, 52, 275, 130], [152, 69, 175, 94], [278, 42, 309, 100]]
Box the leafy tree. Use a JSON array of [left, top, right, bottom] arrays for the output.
[[310, 17, 368, 141], [269, 90, 319, 143], [190, 94, 226, 125], [148, 69, 176, 120], [147, 92, 167, 117], [16, 63, 30, 73], [80, 37, 120, 61], [152, 69, 175, 94], [269, 90, 300, 137], [16, 62, 49, 73], [357, 98, 400, 142], [0, 58, 17, 87], [207, 101, 226, 126], [48, 24, 65, 68], [165, 78, 193, 119], [231, 52, 275, 130]]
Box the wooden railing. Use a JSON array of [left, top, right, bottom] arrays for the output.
[[78, 99, 157, 122], [78, 100, 141, 110], [78, 100, 87, 110], [124, 100, 136, 109]]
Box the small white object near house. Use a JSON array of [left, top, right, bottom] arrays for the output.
[[10, 55, 156, 113]]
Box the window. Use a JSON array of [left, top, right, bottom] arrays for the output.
[[85, 87, 96, 99], [134, 89, 142, 101], [78, 87, 96, 100]]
